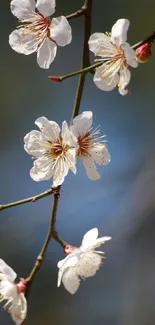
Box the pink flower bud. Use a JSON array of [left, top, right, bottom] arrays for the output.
[[136, 42, 152, 63], [48, 76, 62, 82]]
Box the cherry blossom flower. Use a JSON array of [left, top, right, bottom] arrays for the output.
[[0, 259, 27, 324], [24, 117, 77, 186], [9, 0, 72, 69], [57, 228, 111, 294], [88, 19, 138, 95], [70, 111, 110, 180]]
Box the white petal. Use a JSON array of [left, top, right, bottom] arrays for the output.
[[57, 255, 79, 287], [9, 29, 38, 55], [35, 117, 60, 141], [0, 259, 17, 282], [24, 130, 46, 157], [118, 67, 131, 95], [71, 111, 93, 138], [88, 32, 114, 55], [61, 121, 77, 148], [90, 144, 111, 166], [65, 149, 77, 174], [82, 228, 98, 248], [77, 251, 102, 278], [53, 158, 69, 187], [94, 65, 119, 91], [10, 0, 35, 20], [95, 236, 112, 246], [30, 156, 54, 182], [50, 16, 72, 47], [37, 39, 57, 69], [10, 293, 27, 325], [111, 19, 130, 46], [62, 269, 80, 294], [82, 157, 101, 180], [123, 43, 138, 68], [36, 0, 55, 17], [0, 281, 17, 299]]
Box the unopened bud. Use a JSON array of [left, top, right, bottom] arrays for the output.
[[48, 76, 62, 82], [136, 42, 152, 63]]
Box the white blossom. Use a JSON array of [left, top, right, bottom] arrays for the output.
[[9, 0, 72, 69], [0, 259, 27, 325], [88, 19, 138, 95], [57, 228, 111, 294], [24, 117, 77, 186], [70, 111, 110, 180]]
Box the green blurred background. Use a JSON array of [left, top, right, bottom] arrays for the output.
[[0, 0, 155, 324]]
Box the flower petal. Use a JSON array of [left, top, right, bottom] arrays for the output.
[[82, 157, 101, 180], [36, 0, 55, 17], [37, 39, 57, 69], [61, 121, 77, 148], [88, 32, 114, 56], [118, 67, 131, 95], [24, 130, 46, 157], [95, 236, 112, 246], [77, 251, 102, 278], [57, 255, 79, 288], [11, 293, 27, 325], [90, 144, 111, 166], [0, 259, 17, 282], [94, 65, 119, 91], [30, 156, 54, 182], [111, 19, 130, 46], [10, 0, 35, 20], [123, 43, 138, 68], [50, 16, 72, 47], [62, 268, 80, 294], [53, 157, 69, 187], [65, 149, 77, 175], [9, 29, 38, 55], [82, 228, 98, 248], [71, 111, 93, 138], [35, 117, 60, 141]]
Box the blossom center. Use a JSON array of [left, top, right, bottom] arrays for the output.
[[48, 136, 69, 159], [77, 132, 93, 157]]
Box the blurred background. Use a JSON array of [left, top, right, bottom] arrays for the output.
[[0, 0, 155, 324]]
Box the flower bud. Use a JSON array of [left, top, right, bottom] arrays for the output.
[[136, 42, 152, 63]]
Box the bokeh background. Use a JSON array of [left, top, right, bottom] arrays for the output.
[[0, 0, 155, 324]]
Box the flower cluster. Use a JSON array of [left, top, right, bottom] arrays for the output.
[[24, 111, 110, 186], [0, 228, 111, 323]]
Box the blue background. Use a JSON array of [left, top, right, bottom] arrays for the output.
[[0, 0, 155, 324]]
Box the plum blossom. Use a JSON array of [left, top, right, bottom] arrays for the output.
[[70, 111, 110, 180], [57, 228, 111, 294], [9, 0, 72, 69], [24, 117, 77, 186], [88, 19, 138, 95], [0, 259, 27, 324]]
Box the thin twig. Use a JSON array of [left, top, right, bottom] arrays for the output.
[[26, 0, 93, 284], [49, 30, 155, 82], [26, 189, 66, 283], [0, 189, 53, 211]]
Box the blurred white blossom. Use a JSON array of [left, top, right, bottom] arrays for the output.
[[9, 0, 72, 69], [57, 228, 111, 294], [0, 259, 27, 325], [24, 117, 77, 186], [89, 19, 138, 95], [70, 111, 110, 180]]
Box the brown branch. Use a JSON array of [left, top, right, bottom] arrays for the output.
[[132, 31, 155, 50], [0, 188, 53, 211], [26, 188, 66, 283], [26, 0, 93, 284]]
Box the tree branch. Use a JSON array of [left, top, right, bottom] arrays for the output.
[[26, 0, 93, 284], [0, 188, 53, 211]]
